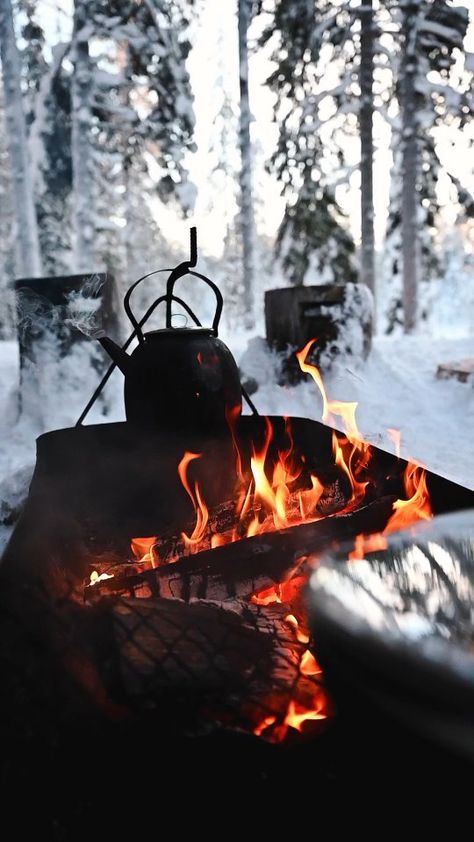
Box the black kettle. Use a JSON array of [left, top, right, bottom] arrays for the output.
[[79, 229, 250, 433]]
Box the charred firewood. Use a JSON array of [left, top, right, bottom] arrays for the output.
[[86, 496, 396, 603]]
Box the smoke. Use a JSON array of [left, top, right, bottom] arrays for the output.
[[15, 288, 60, 341], [15, 274, 106, 340]]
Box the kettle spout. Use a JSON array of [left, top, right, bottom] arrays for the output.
[[98, 336, 130, 375]]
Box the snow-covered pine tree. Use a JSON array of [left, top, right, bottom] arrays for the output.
[[0, 0, 42, 277], [119, 0, 196, 211], [68, 0, 196, 281], [386, 0, 472, 332], [431, 225, 474, 335], [276, 163, 357, 285], [261, 0, 360, 286]]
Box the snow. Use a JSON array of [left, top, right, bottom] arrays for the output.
[[1, 330, 473, 554]]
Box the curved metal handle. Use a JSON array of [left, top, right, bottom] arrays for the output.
[[124, 229, 197, 341], [123, 267, 172, 344], [124, 228, 223, 339], [166, 268, 223, 336]]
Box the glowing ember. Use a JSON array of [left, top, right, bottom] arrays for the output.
[[89, 570, 114, 586], [284, 700, 326, 732], [284, 613, 310, 644], [253, 715, 277, 737], [300, 650, 321, 677]]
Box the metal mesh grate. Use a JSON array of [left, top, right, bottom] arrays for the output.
[[0, 568, 327, 746]]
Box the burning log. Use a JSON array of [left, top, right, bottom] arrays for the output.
[[86, 496, 396, 603]]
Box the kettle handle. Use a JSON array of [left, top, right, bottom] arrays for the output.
[[124, 264, 202, 343], [165, 268, 223, 336], [123, 229, 223, 341]]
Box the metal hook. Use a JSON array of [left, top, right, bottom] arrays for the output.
[[165, 226, 198, 329]]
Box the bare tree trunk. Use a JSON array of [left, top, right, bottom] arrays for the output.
[[71, 1, 95, 272], [401, 4, 418, 333], [359, 0, 375, 303], [238, 0, 255, 329], [0, 0, 42, 277]]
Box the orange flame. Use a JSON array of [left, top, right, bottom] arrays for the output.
[[296, 339, 372, 513], [131, 536, 159, 568], [349, 461, 432, 559], [296, 339, 330, 421], [385, 462, 432, 534], [348, 531, 389, 560], [178, 452, 210, 547], [296, 339, 365, 445]]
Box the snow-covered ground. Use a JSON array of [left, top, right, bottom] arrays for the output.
[[1, 332, 473, 551]]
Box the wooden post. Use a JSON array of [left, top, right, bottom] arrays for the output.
[[265, 284, 373, 381]]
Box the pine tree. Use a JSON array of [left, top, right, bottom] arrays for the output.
[[261, 0, 359, 286], [68, 0, 197, 275], [276, 164, 357, 285]]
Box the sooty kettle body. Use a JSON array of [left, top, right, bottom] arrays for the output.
[[99, 327, 242, 431]]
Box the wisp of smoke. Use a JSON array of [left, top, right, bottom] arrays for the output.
[[64, 274, 104, 337], [16, 274, 106, 340]]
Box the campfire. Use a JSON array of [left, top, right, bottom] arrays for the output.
[[1, 242, 472, 766], [80, 337, 432, 743]]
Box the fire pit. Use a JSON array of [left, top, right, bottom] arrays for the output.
[[2, 235, 474, 830]]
